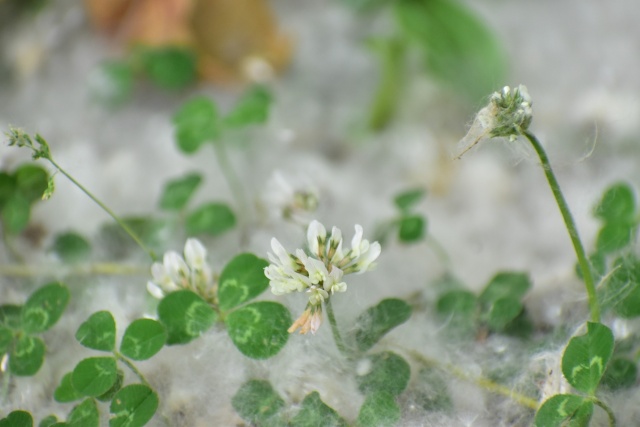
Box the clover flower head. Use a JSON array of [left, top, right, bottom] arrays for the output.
[[456, 84, 533, 159], [263, 170, 319, 225], [265, 219, 380, 334], [147, 238, 213, 299], [488, 85, 533, 141]]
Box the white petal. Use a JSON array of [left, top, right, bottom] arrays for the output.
[[354, 241, 382, 273], [270, 238, 294, 268], [151, 262, 169, 284], [164, 252, 189, 285], [328, 226, 345, 264], [351, 224, 364, 257], [184, 238, 207, 269], [307, 220, 326, 256], [146, 281, 165, 299]]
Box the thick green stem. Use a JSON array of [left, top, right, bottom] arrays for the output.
[[212, 140, 250, 246], [593, 398, 617, 427], [46, 158, 157, 261], [324, 298, 349, 357], [523, 131, 600, 323], [408, 349, 538, 410]]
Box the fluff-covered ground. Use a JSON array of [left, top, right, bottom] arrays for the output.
[[1, 0, 640, 425]]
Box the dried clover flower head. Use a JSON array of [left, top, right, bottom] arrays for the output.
[[456, 84, 533, 159]]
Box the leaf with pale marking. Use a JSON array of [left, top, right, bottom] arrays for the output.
[[218, 253, 269, 311], [226, 302, 290, 359], [561, 322, 614, 394]]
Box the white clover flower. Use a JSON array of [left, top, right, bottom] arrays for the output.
[[262, 170, 319, 225], [456, 84, 533, 159], [264, 220, 381, 334], [146, 238, 214, 299]]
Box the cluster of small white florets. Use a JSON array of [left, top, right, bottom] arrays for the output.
[[265, 220, 381, 334], [146, 238, 214, 300]]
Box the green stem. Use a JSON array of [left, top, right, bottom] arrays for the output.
[[408, 349, 539, 410], [593, 398, 617, 427], [0, 369, 10, 404], [46, 157, 157, 262], [212, 140, 250, 246], [324, 298, 349, 357], [0, 262, 147, 277], [116, 353, 150, 386], [523, 131, 600, 323]]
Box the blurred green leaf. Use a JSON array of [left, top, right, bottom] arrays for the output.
[[109, 384, 159, 427], [120, 318, 166, 361], [173, 97, 219, 154], [561, 322, 613, 395], [185, 202, 236, 236], [157, 290, 217, 345], [601, 357, 637, 390], [412, 368, 452, 411], [397, 215, 425, 242], [356, 352, 410, 397], [39, 415, 58, 427], [595, 222, 635, 254], [223, 85, 272, 128], [616, 285, 640, 318], [0, 411, 33, 427], [15, 164, 48, 203], [226, 301, 290, 359], [395, 0, 506, 102], [534, 394, 593, 427], [291, 391, 347, 427], [436, 289, 476, 333], [218, 253, 269, 311], [158, 173, 202, 211], [478, 272, 530, 306], [485, 297, 522, 332], [51, 232, 91, 264], [9, 335, 45, 376], [393, 188, 425, 212], [141, 46, 196, 89], [90, 60, 133, 107], [231, 380, 285, 425], [75, 311, 116, 352], [367, 38, 406, 131], [0, 304, 23, 329], [357, 391, 400, 427], [596, 257, 640, 317], [20, 282, 69, 334], [0, 326, 12, 353], [2, 193, 31, 233], [593, 182, 636, 223], [71, 357, 118, 397], [353, 298, 412, 353], [0, 172, 16, 206]]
